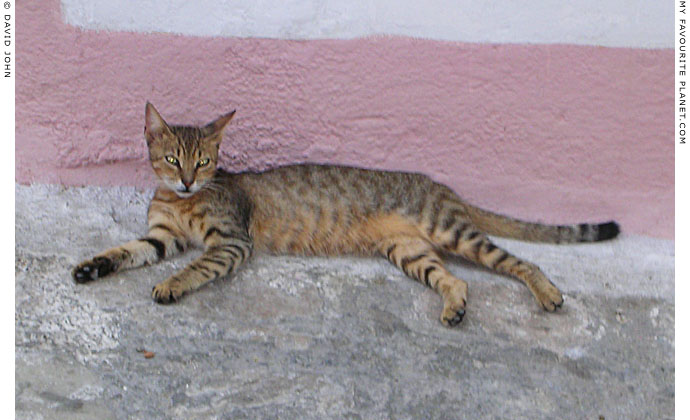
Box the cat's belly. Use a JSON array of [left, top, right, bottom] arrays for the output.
[[250, 208, 424, 257], [249, 209, 367, 256], [240, 165, 433, 256]]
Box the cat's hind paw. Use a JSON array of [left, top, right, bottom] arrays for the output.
[[440, 298, 467, 327], [72, 257, 114, 284], [532, 280, 564, 312], [441, 308, 465, 327]]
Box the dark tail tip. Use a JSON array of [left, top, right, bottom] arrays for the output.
[[596, 221, 620, 241]]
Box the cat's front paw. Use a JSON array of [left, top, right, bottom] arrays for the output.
[[72, 257, 115, 284], [152, 279, 184, 304]]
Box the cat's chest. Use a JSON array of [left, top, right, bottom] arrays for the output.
[[148, 194, 217, 247]]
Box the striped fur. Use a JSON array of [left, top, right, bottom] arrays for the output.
[[72, 103, 620, 326]]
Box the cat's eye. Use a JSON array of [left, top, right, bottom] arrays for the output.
[[165, 156, 178, 165], [197, 158, 210, 167]]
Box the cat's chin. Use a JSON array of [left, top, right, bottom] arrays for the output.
[[174, 190, 195, 198]]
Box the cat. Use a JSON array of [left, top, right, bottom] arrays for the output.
[[72, 102, 620, 326]]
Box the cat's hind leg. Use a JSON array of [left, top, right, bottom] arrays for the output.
[[430, 222, 563, 311], [377, 235, 468, 326]]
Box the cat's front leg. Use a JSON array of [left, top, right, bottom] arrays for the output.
[[72, 224, 188, 283], [152, 233, 253, 303]]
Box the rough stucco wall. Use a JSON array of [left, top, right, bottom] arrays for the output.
[[16, 1, 673, 238]]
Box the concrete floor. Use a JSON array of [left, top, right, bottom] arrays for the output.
[[15, 184, 674, 419]]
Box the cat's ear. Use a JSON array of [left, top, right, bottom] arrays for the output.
[[202, 110, 236, 144], [144, 102, 171, 144]]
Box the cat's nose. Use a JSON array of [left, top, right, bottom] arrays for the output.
[[182, 180, 193, 189]]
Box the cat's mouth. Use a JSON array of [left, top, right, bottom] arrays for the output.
[[175, 182, 204, 198], [161, 179, 200, 198]]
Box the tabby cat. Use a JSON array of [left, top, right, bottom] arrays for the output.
[[72, 103, 620, 326]]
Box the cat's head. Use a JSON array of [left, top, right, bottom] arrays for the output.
[[144, 102, 235, 198]]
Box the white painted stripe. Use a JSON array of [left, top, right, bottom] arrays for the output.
[[61, 0, 672, 48]]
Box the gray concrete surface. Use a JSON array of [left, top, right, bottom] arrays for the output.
[[16, 184, 674, 419]]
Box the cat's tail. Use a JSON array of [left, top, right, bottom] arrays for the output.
[[464, 205, 620, 243]]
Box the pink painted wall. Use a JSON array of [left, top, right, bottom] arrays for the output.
[[16, 1, 673, 238]]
